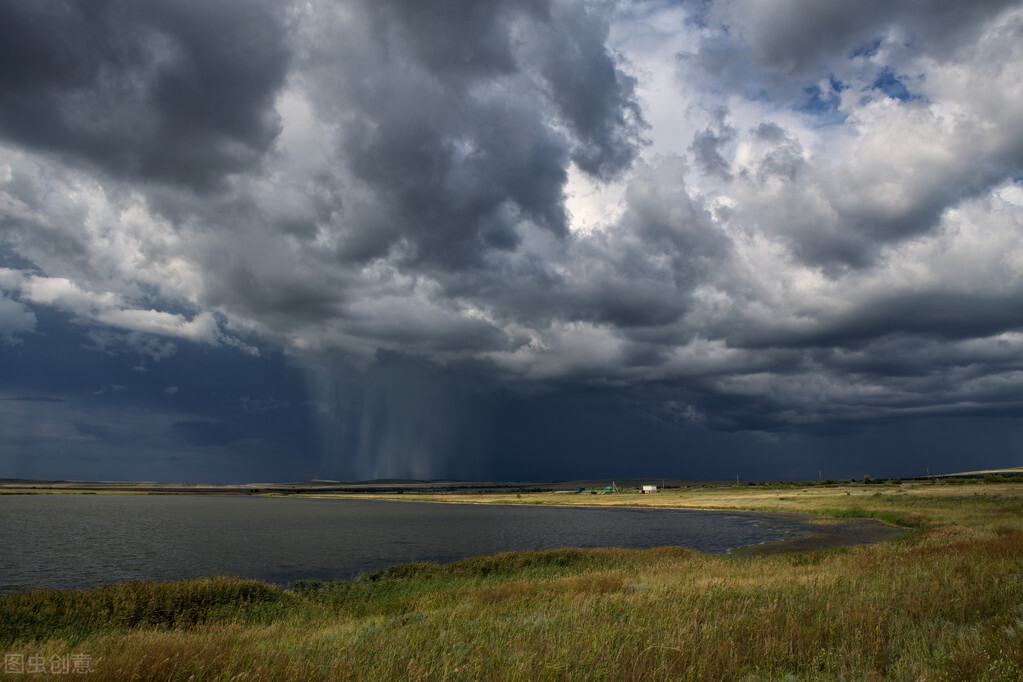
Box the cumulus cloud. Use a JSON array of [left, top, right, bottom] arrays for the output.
[[19, 275, 223, 345], [711, 0, 1020, 77], [0, 0, 1021, 479], [0, 0, 288, 191]]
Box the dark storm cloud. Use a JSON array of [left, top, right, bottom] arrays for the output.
[[71, 420, 141, 444], [373, 0, 531, 81], [290, 0, 645, 272], [1, 0, 1022, 482], [711, 0, 1021, 78], [168, 420, 241, 448], [338, 91, 571, 266], [0, 0, 288, 190], [532, 1, 648, 178], [0, 307, 318, 481], [743, 291, 1023, 350], [305, 350, 494, 480], [566, 156, 727, 327]]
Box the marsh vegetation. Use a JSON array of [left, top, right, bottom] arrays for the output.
[[3, 481, 1022, 680]]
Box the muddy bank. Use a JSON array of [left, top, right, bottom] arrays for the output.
[[735, 513, 909, 555]]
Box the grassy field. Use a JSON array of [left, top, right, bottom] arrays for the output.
[[2, 481, 1022, 680]]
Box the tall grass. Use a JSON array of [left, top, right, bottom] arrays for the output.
[[3, 484, 1022, 680], [0, 576, 296, 644]]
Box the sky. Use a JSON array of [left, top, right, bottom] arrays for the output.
[[1, 0, 1022, 484]]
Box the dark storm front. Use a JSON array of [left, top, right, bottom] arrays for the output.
[[1, 495, 804, 593]]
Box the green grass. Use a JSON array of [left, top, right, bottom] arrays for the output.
[[0, 576, 296, 645], [3, 484, 1023, 680]]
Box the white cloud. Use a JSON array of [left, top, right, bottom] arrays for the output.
[[0, 0, 1020, 435], [19, 275, 224, 347], [0, 267, 27, 291]]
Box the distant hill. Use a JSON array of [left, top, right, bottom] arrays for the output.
[[943, 466, 1023, 477]]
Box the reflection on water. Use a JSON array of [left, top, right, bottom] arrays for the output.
[[1, 495, 810, 593]]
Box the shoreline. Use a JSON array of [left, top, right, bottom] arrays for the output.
[[3, 484, 1020, 679], [315, 497, 913, 555], [2, 481, 915, 560]]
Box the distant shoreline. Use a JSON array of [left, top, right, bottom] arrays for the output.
[[4, 467, 1021, 496]]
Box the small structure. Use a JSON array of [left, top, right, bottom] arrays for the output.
[[642, 485, 658, 494]]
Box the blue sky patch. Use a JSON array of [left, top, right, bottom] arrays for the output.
[[850, 38, 883, 59], [796, 81, 847, 125], [873, 68, 920, 102]]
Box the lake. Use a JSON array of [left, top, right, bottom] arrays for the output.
[[1, 494, 816, 593]]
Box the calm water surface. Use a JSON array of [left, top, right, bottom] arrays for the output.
[[0, 495, 811, 593]]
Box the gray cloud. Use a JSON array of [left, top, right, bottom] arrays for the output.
[[532, 1, 648, 178], [0, 0, 288, 191], [1, 0, 1022, 480], [285, 0, 645, 274], [689, 109, 735, 180], [707, 0, 1021, 78]]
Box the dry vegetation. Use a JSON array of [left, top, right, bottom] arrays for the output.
[[3, 481, 1022, 680]]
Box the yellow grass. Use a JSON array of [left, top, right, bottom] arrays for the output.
[[3, 481, 1023, 680]]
